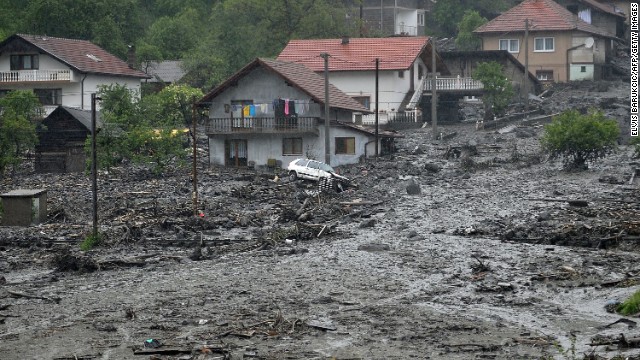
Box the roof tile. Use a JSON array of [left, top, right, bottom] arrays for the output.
[[6, 34, 148, 78], [473, 0, 613, 38], [277, 37, 433, 72]]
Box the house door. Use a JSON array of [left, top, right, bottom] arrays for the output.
[[225, 139, 248, 167]]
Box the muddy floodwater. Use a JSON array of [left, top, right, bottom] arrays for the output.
[[1, 80, 639, 360]]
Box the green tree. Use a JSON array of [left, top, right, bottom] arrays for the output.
[[90, 84, 198, 174], [455, 10, 487, 50], [472, 61, 515, 120], [0, 91, 42, 176], [24, 0, 145, 58], [473, 61, 514, 120], [431, 0, 510, 36], [541, 109, 620, 170]]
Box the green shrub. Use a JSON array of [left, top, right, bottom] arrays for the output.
[[540, 109, 619, 170], [80, 232, 102, 251], [617, 289, 640, 315]]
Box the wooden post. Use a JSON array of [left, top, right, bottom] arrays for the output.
[[321, 53, 331, 165], [524, 19, 529, 116], [91, 93, 100, 239], [431, 37, 438, 140], [375, 58, 379, 158], [192, 100, 198, 217]]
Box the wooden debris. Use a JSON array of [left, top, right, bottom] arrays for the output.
[[8, 290, 60, 304], [590, 333, 640, 348], [525, 198, 589, 207]]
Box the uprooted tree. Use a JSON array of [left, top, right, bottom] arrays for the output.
[[541, 109, 620, 170]]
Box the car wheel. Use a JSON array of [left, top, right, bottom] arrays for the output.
[[289, 171, 298, 181]]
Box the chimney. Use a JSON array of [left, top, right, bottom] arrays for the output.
[[127, 45, 137, 69], [341, 36, 350, 45]]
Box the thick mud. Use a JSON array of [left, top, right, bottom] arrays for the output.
[[1, 80, 639, 360]]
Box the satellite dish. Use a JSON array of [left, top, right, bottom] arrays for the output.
[[584, 37, 594, 48]]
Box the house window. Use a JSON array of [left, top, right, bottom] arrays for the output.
[[580, 66, 587, 73], [335, 137, 355, 155], [10, 55, 39, 70], [34, 89, 62, 105], [398, 70, 404, 78], [534, 37, 554, 52], [352, 96, 370, 109], [417, 12, 425, 26], [536, 70, 554, 81], [283, 138, 303, 155], [499, 39, 519, 53]]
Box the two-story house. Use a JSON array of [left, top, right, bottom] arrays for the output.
[[0, 34, 149, 115], [197, 58, 401, 168], [277, 36, 453, 124], [473, 0, 621, 83]]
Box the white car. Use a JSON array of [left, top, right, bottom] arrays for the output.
[[287, 158, 350, 190]]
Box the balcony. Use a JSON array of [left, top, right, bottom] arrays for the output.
[[0, 69, 72, 83], [423, 76, 484, 93], [205, 117, 319, 135]]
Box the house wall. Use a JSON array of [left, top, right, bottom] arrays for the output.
[[0, 53, 142, 113], [205, 66, 375, 168], [481, 31, 607, 82], [329, 69, 412, 113], [361, 0, 426, 36], [207, 67, 328, 119], [207, 126, 375, 168]]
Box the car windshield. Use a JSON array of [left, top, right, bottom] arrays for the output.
[[319, 163, 335, 173]]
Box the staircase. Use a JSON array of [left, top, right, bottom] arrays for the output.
[[405, 76, 426, 110]]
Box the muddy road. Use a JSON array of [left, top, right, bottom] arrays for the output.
[[1, 80, 639, 360]]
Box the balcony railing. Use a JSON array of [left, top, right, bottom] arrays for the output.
[[423, 76, 484, 92], [396, 24, 417, 36], [0, 69, 72, 83], [361, 110, 421, 125], [205, 117, 319, 135]]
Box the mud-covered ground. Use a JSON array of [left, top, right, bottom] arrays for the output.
[[1, 80, 639, 360]]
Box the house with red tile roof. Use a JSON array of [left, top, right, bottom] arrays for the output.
[[277, 36, 451, 123], [473, 0, 620, 83], [555, 0, 626, 38], [0, 34, 149, 115], [198, 58, 401, 168]]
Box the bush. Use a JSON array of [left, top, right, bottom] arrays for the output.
[[617, 289, 640, 315], [540, 109, 619, 170], [80, 232, 102, 251]]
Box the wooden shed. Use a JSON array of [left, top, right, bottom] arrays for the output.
[[35, 106, 101, 173]]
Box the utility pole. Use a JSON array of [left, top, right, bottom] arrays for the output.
[[524, 18, 530, 116], [192, 99, 198, 217], [375, 58, 379, 158], [90, 93, 100, 240], [431, 37, 438, 140], [321, 53, 331, 165]]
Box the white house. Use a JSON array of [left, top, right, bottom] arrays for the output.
[[277, 36, 450, 124], [197, 58, 401, 168], [0, 34, 149, 115], [359, 0, 431, 37]]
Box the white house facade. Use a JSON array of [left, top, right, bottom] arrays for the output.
[[0, 34, 149, 115], [277, 36, 450, 124], [198, 58, 400, 168]]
